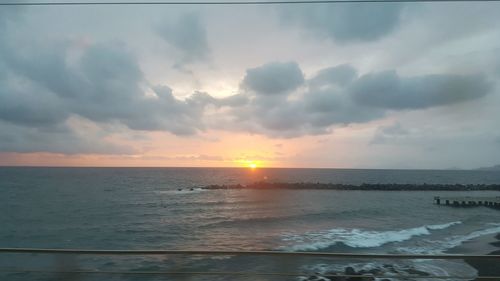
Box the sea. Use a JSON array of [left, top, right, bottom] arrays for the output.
[[1, 167, 500, 281]]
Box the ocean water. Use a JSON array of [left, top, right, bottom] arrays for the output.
[[1, 167, 500, 280]]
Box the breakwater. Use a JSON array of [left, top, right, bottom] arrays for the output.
[[200, 181, 500, 191], [434, 196, 500, 209]]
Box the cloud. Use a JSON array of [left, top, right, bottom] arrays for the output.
[[1, 26, 493, 150], [185, 91, 248, 108], [0, 7, 21, 32], [218, 63, 381, 137], [0, 12, 240, 153], [156, 13, 210, 64], [0, 8, 244, 138], [0, 120, 133, 155], [219, 61, 491, 138], [0, 7, 496, 157], [350, 71, 492, 109], [303, 88, 384, 125], [280, 3, 404, 42], [308, 64, 358, 88], [0, 81, 67, 128], [241, 61, 304, 95], [370, 122, 410, 144]]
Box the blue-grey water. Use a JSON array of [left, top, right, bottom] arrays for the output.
[[1, 167, 500, 280]]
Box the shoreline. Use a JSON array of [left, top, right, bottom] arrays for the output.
[[463, 233, 500, 281]]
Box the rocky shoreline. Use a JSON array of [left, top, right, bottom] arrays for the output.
[[299, 233, 500, 281], [302, 264, 432, 281], [201, 181, 500, 191]]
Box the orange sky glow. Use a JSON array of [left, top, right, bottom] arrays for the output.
[[0, 126, 370, 168]]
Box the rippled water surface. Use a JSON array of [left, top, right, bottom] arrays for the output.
[[1, 167, 500, 280]]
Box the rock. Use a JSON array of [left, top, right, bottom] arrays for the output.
[[343, 266, 372, 281], [323, 266, 378, 281], [345, 267, 356, 275]]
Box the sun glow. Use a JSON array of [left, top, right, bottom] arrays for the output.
[[236, 159, 261, 169]]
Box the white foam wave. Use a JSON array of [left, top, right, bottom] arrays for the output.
[[399, 223, 500, 255], [281, 221, 462, 251], [426, 221, 462, 230]]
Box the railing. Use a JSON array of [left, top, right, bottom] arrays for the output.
[[1, 248, 500, 280]]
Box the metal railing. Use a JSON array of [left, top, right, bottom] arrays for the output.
[[1, 248, 500, 280]]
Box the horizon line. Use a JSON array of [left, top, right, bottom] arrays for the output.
[[0, 165, 487, 171], [3, 0, 500, 6]]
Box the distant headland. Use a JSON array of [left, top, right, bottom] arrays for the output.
[[477, 164, 500, 171], [200, 181, 500, 191]]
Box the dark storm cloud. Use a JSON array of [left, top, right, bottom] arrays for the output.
[[156, 13, 210, 64], [280, 3, 404, 42], [350, 71, 492, 109], [241, 61, 304, 95]]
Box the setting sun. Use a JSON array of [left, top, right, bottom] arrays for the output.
[[235, 159, 263, 169]]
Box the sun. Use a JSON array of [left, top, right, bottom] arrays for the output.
[[236, 159, 262, 169]]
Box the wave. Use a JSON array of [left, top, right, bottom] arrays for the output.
[[281, 221, 462, 251], [399, 223, 500, 254], [426, 221, 462, 230], [202, 209, 371, 228]]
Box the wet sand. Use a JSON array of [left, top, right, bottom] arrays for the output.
[[463, 233, 500, 280]]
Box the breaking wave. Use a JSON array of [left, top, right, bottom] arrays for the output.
[[399, 223, 500, 254], [281, 221, 462, 251], [426, 221, 462, 230]]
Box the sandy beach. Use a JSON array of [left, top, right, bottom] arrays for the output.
[[447, 231, 500, 280], [463, 233, 500, 281]]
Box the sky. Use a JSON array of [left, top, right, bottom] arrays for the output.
[[1, 1, 500, 169]]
